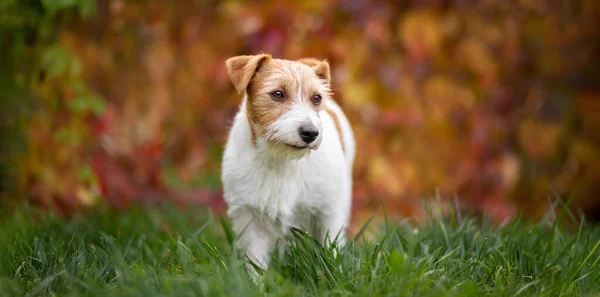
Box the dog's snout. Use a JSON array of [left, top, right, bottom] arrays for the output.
[[299, 125, 319, 144]]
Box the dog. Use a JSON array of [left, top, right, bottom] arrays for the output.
[[221, 54, 355, 275]]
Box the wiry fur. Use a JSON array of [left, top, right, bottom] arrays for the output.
[[221, 55, 355, 275]]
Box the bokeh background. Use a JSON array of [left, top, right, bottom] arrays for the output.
[[2, 0, 600, 227]]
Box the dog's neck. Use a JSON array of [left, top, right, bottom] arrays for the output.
[[254, 147, 304, 169]]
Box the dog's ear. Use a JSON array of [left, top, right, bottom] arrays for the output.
[[313, 61, 331, 84], [226, 54, 272, 94], [297, 58, 331, 84]]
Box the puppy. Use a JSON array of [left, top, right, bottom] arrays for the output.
[[221, 54, 355, 274]]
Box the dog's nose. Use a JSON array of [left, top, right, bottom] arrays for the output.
[[299, 125, 319, 144]]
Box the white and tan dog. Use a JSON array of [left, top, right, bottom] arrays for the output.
[[221, 54, 355, 273]]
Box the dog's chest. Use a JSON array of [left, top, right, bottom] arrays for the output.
[[227, 157, 330, 222], [258, 166, 325, 217]]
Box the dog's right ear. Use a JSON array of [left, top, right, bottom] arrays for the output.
[[297, 58, 331, 85], [226, 54, 272, 94]]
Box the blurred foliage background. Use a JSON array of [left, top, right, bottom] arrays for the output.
[[1, 0, 600, 225]]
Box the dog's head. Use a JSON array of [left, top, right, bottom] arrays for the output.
[[226, 54, 332, 158]]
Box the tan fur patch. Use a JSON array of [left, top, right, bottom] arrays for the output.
[[325, 105, 345, 153], [296, 58, 321, 67], [296, 58, 331, 83], [226, 54, 271, 94]]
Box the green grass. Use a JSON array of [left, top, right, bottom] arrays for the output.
[[0, 204, 599, 297]]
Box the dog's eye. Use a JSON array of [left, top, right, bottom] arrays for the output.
[[311, 94, 322, 105], [270, 90, 285, 101]]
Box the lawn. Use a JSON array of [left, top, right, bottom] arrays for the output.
[[0, 204, 599, 297]]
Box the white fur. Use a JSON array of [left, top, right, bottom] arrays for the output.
[[264, 103, 323, 152], [221, 97, 355, 273]]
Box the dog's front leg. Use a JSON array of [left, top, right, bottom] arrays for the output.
[[231, 208, 279, 278], [317, 211, 348, 248]]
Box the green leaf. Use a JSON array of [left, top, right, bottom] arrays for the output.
[[77, 163, 96, 183], [87, 93, 105, 115], [53, 124, 80, 146], [42, 44, 70, 77], [389, 250, 406, 273], [68, 96, 90, 113], [78, 0, 96, 18], [68, 93, 105, 116], [41, 0, 78, 12]]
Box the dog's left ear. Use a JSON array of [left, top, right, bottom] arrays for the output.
[[226, 54, 272, 94], [297, 58, 331, 84]]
